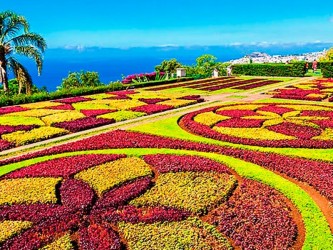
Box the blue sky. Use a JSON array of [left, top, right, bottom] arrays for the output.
[[2, 0, 333, 48]]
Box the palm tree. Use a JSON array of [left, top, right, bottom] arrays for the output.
[[0, 11, 46, 94]]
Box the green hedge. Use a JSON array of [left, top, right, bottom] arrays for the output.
[[319, 62, 333, 78], [232, 63, 306, 77]]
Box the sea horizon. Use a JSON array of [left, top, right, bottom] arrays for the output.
[[16, 43, 333, 92]]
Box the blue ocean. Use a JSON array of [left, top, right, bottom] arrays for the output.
[[16, 43, 333, 92]]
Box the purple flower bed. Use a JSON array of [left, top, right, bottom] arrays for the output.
[[4, 154, 126, 179], [0, 106, 29, 115], [131, 104, 174, 115], [0, 125, 36, 136], [53, 117, 115, 133], [55, 96, 93, 104], [121, 72, 165, 84], [80, 109, 115, 117]]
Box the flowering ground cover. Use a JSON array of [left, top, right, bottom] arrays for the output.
[[0, 89, 204, 151], [268, 78, 333, 101], [1, 122, 333, 249]]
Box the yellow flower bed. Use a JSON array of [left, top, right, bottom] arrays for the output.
[[20, 101, 63, 109], [75, 157, 152, 196], [108, 99, 147, 110], [4, 109, 66, 118], [72, 102, 114, 111], [41, 234, 73, 250], [118, 217, 231, 250], [0, 177, 61, 205], [0, 221, 33, 243], [131, 172, 236, 214], [306, 93, 328, 99], [213, 127, 295, 140], [98, 110, 145, 122], [217, 104, 264, 111], [194, 112, 230, 127], [2, 127, 69, 146], [158, 99, 197, 108], [279, 105, 333, 111], [85, 93, 115, 100], [42, 111, 86, 126], [0, 116, 44, 126], [313, 128, 333, 140]]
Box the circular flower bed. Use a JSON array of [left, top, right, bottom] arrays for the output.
[[179, 103, 333, 148]]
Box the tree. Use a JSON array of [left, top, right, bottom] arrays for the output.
[[195, 54, 218, 75], [0, 11, 46, 94], [319, 47, 333, 62], [155, 58, 182, 74]]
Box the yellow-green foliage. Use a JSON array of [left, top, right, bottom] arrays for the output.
[[193, 112, 230, 127], [158, 99, 197, 108], [4, 109, 65, 118], [98, 110, 145, 122], [20, 101, 63, 109], [2, 127, 69, 146], [306, 93, 328, 99], [75, 157, 152, 196], [107, 99, 146, 110], [72, 102, 114, 111], [41, 234, 74, 250], [0, 177, 61, 205], [118, 217, 232, 250], [217, 104, 264, 111], [42, 111, 86, 126], [131, 172, 236, 214], [214, 127, 295, 140], [0, 116, 44, 126], [0, 221, 33, 243]]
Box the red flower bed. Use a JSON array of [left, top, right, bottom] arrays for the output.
[[268, 122, 322, 140], [3, 129, 333, 204], [199, 79, 265, 91], [143, 154, 231, 174], [131, 104, 174, 115], [215, 118, 265, 128], [233, 80, 281, 90], [80, 109, 115, 117], [0, 139, 13, 151], [4, 154, 126, 179], [53, 117, 115, 132], [0, 125, 36, 136], [46, 104, 75, 110], [216, 109, 258, 117], [138, 98, 170, 104], [258, 105, 294, 115], [55, 96, 93, 104], [208, 179, 297, 249], [0, 106, 29, 115]]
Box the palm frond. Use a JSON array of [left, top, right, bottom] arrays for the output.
[[15, 45, 44, 75], [9, 33, 46, 52], [0, 11, 29, 44], [7, 57, 33, 94]]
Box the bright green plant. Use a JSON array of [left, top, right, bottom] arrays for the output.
[[59, 71, 102, 90]]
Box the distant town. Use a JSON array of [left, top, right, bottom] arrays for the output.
[[229, 50, 326, 64]]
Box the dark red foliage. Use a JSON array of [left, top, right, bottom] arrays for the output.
[[0, 106, 29, 115], [216, 109, 259, 118], [4, 154, 126, 179], [80, 109, 115, 117], [131, 104, 174, 114], [233, 80, 281, 90], [257, 105, 294, 115], [138, 98, 170, 104], [55, 96, 93, 104], [208, 179, 297, 249], [98, 205, 190, 224], [46, 104, 75, 110], [267, 122, 322, 140], [53, 117, 115, 132], [0, 139, 13, 151], [94, 177, 152, 209], [143, 154, 231, 174], [78, 224, 121, 250], [273, 88, 327, 101], [107, 90, 137, 96], [215, 118, 265, 128], [301, 110, 333, 118], [0, 125, 36, 136]]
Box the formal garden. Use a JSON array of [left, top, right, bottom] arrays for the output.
[[1, 10, 333, 250]]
